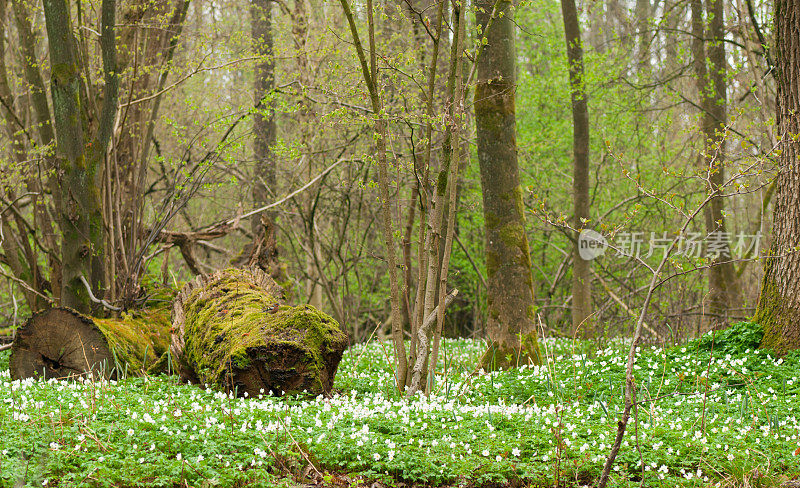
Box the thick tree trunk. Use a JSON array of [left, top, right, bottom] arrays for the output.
[[170, 268, 347, 396], [560, 0, 592, 336], [475, 0, 541, 370], [691, 0, 739, 330], [10, 307, 171, 380], [44, 0, 106, 312], [754, 0, 800, 355]]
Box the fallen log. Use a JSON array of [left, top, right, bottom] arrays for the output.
[[10, 307, 171, 381], [171, 267, 347, 397]]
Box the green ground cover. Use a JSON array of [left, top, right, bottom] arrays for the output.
[[2, 323, 800, 487]]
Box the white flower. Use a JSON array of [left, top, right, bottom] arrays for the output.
[[127, 429, 134, 436], [495, 455, 502, 462], [197, 454, 204, 462], [373, 453, 380, 461], [176, 453, 182, 461], [482, 450, 490, 457], [512, 448, 521, 457]]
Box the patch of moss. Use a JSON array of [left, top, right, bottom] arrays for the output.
[[93, 307, 171, 374], [181, 269, 346, 394], [498, 221, 525, 249], [479, 332, 542, 371]]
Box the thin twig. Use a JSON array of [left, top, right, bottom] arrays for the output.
[[79, 276, 121, 311]]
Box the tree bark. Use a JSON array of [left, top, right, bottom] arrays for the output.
[[43, 0, 115, 312], [252, 0, 277, 233], [560, 0, 592, 336], [691, 0, 739, 330], [249, 0, 285, 282], [475, 0, 541, 370], [754, 0, 800, 355]]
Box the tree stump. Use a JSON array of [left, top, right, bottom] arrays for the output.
[[171, 267, 347, 396], [10, 307, 171, 381]]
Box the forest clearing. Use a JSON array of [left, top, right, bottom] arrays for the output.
[[1, 0, 799, 484]]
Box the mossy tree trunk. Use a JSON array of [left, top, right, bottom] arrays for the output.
[[474, 0, 541, 370], [43, 0, 118, 313], [560, 0, 593, 336], [171, 268, 347, 396], [10, 307, 171, 380], [753, 0, 800, 356]]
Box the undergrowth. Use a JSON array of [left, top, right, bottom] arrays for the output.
[[2, 324, 800, 487]]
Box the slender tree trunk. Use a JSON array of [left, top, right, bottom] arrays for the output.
[[635, 0, 651, 73], [339, 0, 408, 389], [475, 0, 541, 370], [251, 0, 281, 270], [692, 0, 739, 330], [754, 0, 800, 355], [560, 0, 592, 336], [408, 0, 464, 395], [0, 0, 41, 310], [11, 0, 62, 299]]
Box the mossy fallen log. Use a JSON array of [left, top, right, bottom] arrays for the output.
[[9, 307, 171, 381], [171, 267, 347, 397]]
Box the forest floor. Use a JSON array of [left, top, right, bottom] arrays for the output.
[[2, 322, 800, 487]]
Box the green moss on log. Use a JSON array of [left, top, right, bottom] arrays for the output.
[[175, 268, 347, 396], [94, 308, 171, 374], [9, 306, 171, 381]]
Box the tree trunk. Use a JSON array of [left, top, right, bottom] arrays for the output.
[[170, 268, 347, 396], [560, 0, 592, 336], [691, 0, 739, 330], [338, 0, 408, 390], [251, 0, 276, 228], [249, 0, 285, 282], [634, 0, 651, 74], [10, 307, 171, 380], [44, 0, 102, 312], [0, 0, 45, 311], [754, 0, 800, 355], [10, 0, 64, 303], [475, 0, 541, 370]]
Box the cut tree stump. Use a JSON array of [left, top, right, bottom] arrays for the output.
[[171, 267, 347, 397], [10, 307, 171, 381]]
